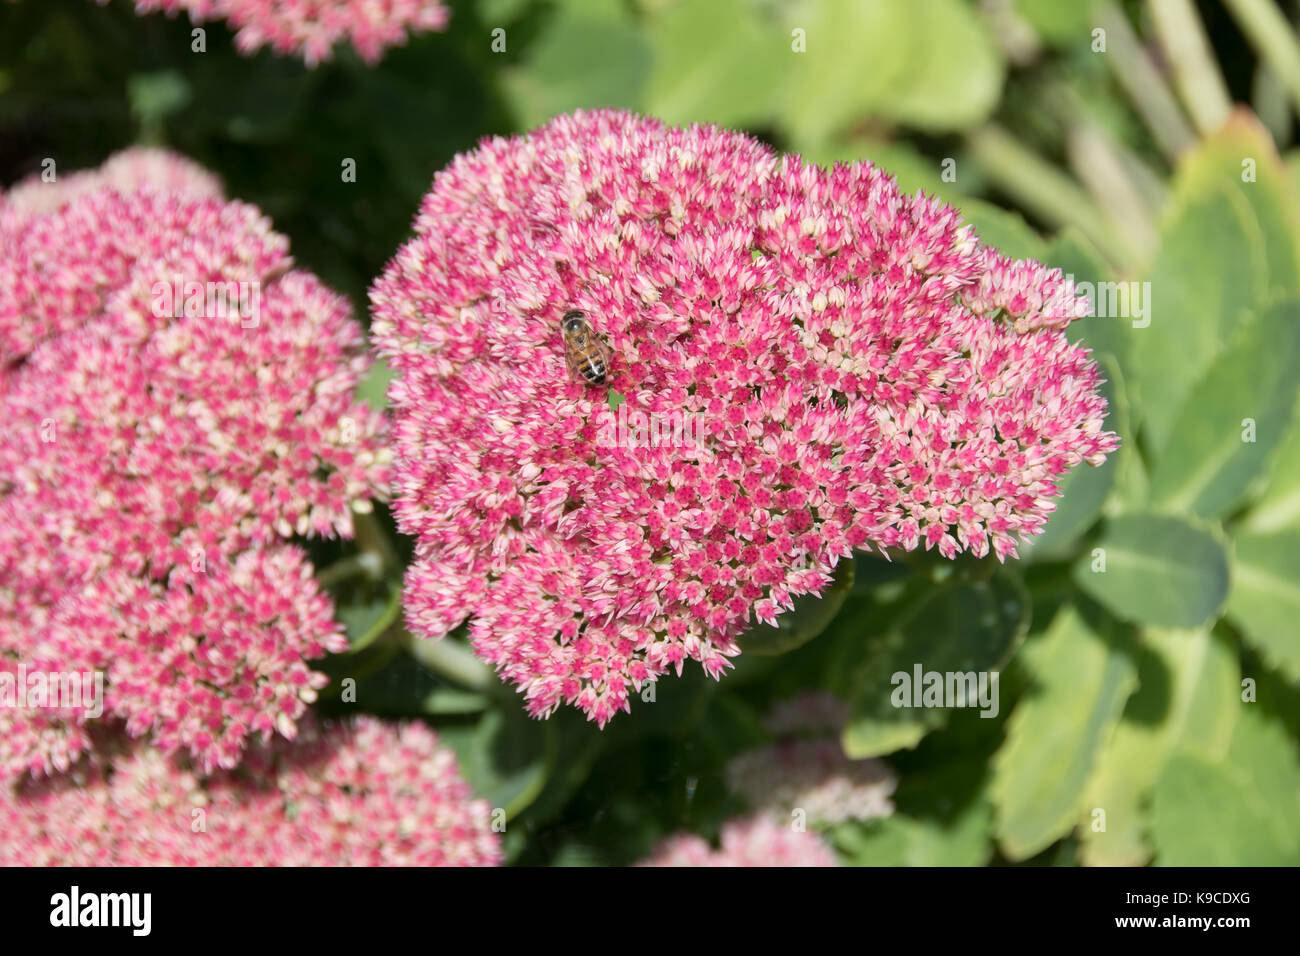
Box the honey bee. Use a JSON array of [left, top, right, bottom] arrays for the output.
[[560, 310, 612, 386]]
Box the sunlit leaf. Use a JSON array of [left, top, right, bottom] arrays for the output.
[[991, 606, 1137, 860]]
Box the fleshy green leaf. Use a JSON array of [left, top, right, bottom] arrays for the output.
[[442, 708, 554, 821], [1025, 354, 1126, 560], [842, 570, 1028, 758], [1170, 112, 1300, 298], [1132, 186, 1266, 451], [1147, 299, 1300, 519], [1227, 531, 1300, 682], [1080, 627, 1240, 866], [1047, 228, 1132, 373], [1071, 514, 1229, 629], [1150, 709, 1300, 865], [1013, 0, 1098, 45], [836, 799, 991, 867], [334, 580, 402, 652], [1241, 393, 1300, 533], [958, 198, 1046, 262], [504, 1, 651, 130], [642, 0, 784, 128], [875, 0, 1004, 133], [741, 559, 854, 655], [776, 0, 910, 148], [991, 607, 1137, 860], [356, 357, 395, 411]]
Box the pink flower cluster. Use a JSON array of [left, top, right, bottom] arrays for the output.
[[0, 717, 502, 866], [639, 815, 837, 867], [371, 110, 1119, 726], [0, 149, 388, 778], [727, 695, 895, 826], [122, 0, 451, 65]]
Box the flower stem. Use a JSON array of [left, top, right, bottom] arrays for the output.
[[403, 630, 495, 692], [1149, 0, 1233, 135], [1222, 0, 1300, 119], [315, 551, 383, 589], [354, 508, 401, 572], [965, 124, 1139, 270], [1097, 2, 1195, 162]]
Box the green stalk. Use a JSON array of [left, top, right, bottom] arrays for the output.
[[1098, 2, 1196, 161], [1222, 0, 1300, 118], [404, 630, 495, 691], [315, 551, 384, 589], [965, 125, 1139, 271], [1149, 0, 1233, 134]]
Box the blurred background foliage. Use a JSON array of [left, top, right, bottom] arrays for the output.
[[2, 0, 1299, 866]]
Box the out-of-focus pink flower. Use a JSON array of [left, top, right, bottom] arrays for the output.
[[0, 151, 388, 779], [371, 109, 1118, 727], [0, 717, 502, 866], [121, 0, 451, 66], [762, 691, 852, 736], [727, 739, 895, 826], [1, 147, 222, 216], [728, 697, 895, 826], [639, 815, 837, 867]]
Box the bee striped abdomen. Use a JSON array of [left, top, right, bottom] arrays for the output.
[[580, 356, 607, 385], [560, 309, 613, 388]]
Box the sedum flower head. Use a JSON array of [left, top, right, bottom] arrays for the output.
[[123, 0, 451, 66], [639, 815, 837, 867], [0, 151, 388, 779], [371, 110, 1118, 727], [0, 717, 502, 866]]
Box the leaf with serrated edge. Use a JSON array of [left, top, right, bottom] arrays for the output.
[[991, 607, 1137, 860], [1080, 627, 1239, 866], [1150, 709, 1300, 865], [1147, 299, 1300, 519], [1227, 531, 1300, 682], [1071, 514, 1229, 629]]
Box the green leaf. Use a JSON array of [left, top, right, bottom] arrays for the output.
[[837, 800, 991, 867], [356, 357, 395, 411], [990, 607, 1137, 860], [334, 580, 401, 652], [1227, 531, 1300, 682], [1147, 299, 1300, 519], [832, 757, 991, 866], [776, 0, 910, 148], [1080, 627, 1240, 866], [741, 559, 854, 655], [1132, 186, 1266, 451], [1242, 393, 1300, 533], [799, 137, 967, 203], [958, 198, 1046, 262], [1150, 708, 1300, 865], [1046, 228, 1132, 373], [1071, 514, 1229, 629], [875, 0, 1004, 133], [127, 70, 191, 123], [642, 0, 784, 128], [1013, 0, 1098, 45], [504, 2, 651, 130], [1171, 112, 1300, 298], [1024, 354, 1126, 560], [842, 570, 1029, 758], [442, 708, 554, 821]]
